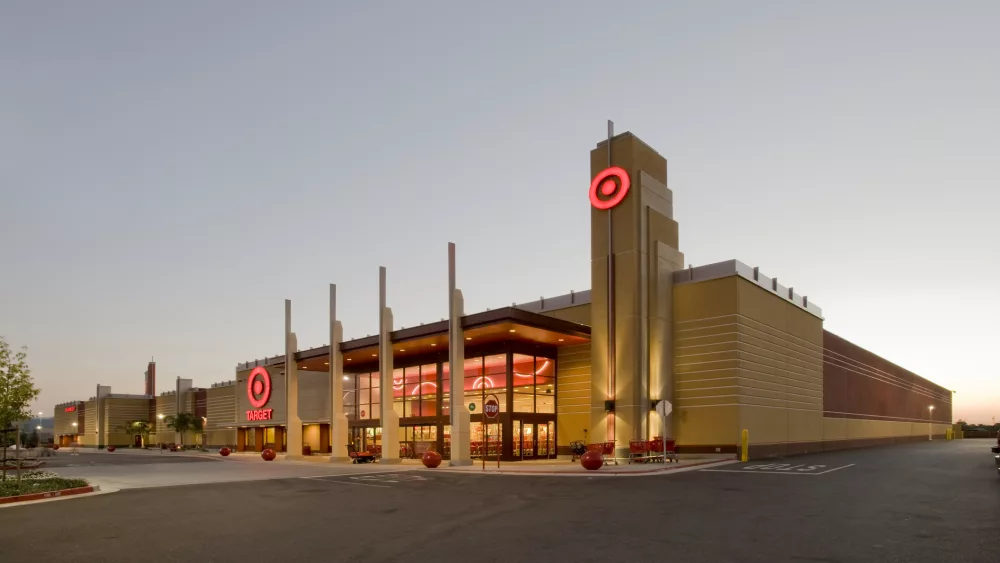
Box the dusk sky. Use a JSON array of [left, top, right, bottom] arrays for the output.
[[2, 1, 997, 423]]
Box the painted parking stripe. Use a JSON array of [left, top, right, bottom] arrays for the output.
[[302, 476, 390, 489], [701, 463, 855, 475], [301, 471, 430, 488]]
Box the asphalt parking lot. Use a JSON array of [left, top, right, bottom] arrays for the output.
[[2, 440, 998, 563], [34, 450, 216, 468]]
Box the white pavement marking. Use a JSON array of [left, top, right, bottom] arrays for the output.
[[701, 463, 855, 475], [301, 470, 428, 488], [302, 477, 390, 489], [816, 463, 855, 474]]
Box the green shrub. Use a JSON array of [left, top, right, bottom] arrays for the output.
[[0, 477, 89, 498]]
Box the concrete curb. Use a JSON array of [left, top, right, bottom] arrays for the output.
[[0, 484, 100, 506], [419, 458, 739, 477]]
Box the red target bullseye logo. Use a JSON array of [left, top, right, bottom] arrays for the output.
[[247, 366, 271, 408], [589, 166, 631, 210]]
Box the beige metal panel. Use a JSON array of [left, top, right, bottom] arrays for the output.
[[206, 385, 236, 430], [675, 405, 739, 446], [53, 403, 83, 436], [82, 399, 98, 446], [298, 370, 330, 422], [556, 343, 591, 447], [205, 429, 236, 447], [540, 304, 591, 325]]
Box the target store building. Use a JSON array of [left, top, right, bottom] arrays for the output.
[[55, 130, 953, 461]]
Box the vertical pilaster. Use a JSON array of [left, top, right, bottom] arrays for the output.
[[285, 299, 303, 458], [448, 242, 472, 465], [590, 131, 681, 457], [329, 284, 350, 462], [379, 267, 401, 463]]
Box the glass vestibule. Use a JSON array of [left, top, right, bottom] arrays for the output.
[[344, 343, 557, 461]]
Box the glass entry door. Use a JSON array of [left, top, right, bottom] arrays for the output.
[[402, 425, 437, 459], [513, 419, 537, 459], [513, 419, 555, 460]]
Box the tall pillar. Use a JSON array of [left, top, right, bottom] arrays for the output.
[[95, 384, 110, 448], [284, 299, 304, 459], [590, 130, 684, 458], [329, 284, 350, 462], [448, 242, 472, 466], [175, 376, 192, 445], [378, 267, 401, 463]]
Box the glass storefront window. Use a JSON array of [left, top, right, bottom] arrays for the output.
[[441, 362, 450, 416], [470, 421, 502, 458]]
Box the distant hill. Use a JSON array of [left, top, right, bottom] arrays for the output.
[[19, 417, 53, 432]]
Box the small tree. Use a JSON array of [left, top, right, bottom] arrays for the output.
[[164, 413, 203, 447], [0, 337, 40, 483], [118, 420, 152, 447]]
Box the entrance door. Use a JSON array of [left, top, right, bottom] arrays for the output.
[[537, 422, 554, 458], [515, 420, 536, 459], [134, 434, 143, 448], [402, 425, 437, 459]]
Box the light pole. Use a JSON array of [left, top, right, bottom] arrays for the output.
[[36, 411, 43, 447], [928, 405, 935, 441], [157, 414, 165, 453]]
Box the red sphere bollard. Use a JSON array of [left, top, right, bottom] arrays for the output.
[[107, 446, 116, 452], [53, 445, 60, 451], [219, 447, 231, 457], [580, 450, 603, 470], [422, 450, 442, 468], [261, 448, 276, 461]]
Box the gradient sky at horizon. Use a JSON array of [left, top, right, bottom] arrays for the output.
[[2, 1, 998, 423]]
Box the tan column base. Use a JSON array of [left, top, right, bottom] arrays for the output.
[[449, 409, 472, 466]]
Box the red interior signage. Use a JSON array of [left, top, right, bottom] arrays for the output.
[[64, 406, 76, 413]]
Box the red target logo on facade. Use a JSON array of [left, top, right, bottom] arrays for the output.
[[589, 166, 631, 210], [247, 366, 271, 408]]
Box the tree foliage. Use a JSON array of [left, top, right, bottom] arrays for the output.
[[118, 420, 153, 446], [164, 413, 203, 446], [0, 337, 38, 434], [0, 336, 40, 483]]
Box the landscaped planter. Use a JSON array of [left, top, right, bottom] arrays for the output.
[[0, 477, 93, 505]]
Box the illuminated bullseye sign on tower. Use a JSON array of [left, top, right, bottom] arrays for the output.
[[589, 166, 631, 210], [246, 366, 273, 421]]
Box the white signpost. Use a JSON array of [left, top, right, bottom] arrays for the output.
[[655, 400, 672, 461]]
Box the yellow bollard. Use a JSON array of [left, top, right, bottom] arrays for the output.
[[740, 429, 749, 462]]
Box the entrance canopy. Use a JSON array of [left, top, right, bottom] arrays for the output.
[[236, 306, 590, 373]]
